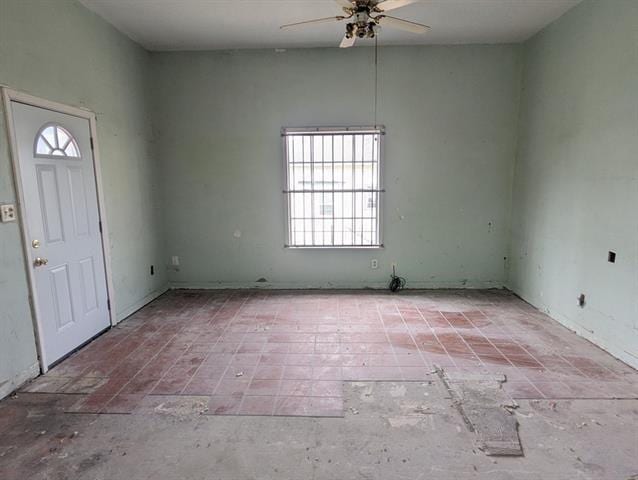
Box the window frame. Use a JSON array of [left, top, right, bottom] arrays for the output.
[[34, 123, 82, 159], [281, 126, 385, 249]]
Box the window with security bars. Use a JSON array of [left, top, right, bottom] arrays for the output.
[[283, 127, 384, 248]]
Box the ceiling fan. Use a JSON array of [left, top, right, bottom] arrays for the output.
[[280, 0, 430, 48]]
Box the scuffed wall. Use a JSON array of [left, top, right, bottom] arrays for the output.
[[508, 0, 638, 368], [151, 46, 522, 289], [0, 0, 167, 397]]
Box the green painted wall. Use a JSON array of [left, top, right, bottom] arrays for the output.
[[0, 0, 167, 395], [3, 0, 632, 396], [151, 46, 522, 289], [508, 0, 638, 368]]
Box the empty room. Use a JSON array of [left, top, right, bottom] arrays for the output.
[[0, 0, 637, 478]]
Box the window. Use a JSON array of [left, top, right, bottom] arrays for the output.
[[35, 124, 80, 158], [283, 126, 383, 248], [319, 204, 333, 216]]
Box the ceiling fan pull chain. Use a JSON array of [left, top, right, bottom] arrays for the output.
[[374, 35, 379, 129]]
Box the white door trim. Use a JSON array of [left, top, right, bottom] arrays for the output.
[[2, 87, 116, 373]]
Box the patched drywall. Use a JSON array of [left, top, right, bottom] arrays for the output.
[[508, 0, 638, 368], [151, 45, 522, 289], [0, 0, 167, 396]]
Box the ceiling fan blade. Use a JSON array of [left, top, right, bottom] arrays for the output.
[[378, 15, 430, 34], [339, 34, 356, 48], [280, 16, 346, 30], [334, 0, 354, 9], [374, 0, 419, 12]]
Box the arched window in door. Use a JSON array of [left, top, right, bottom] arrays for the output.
[[34, 124, 80, 158]]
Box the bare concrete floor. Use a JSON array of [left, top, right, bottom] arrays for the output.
[[2, 381, 638, 480]]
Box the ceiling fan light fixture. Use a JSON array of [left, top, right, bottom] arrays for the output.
[[280, 0, 429, 48]]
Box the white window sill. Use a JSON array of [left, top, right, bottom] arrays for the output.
[[284, 245, 384, 250]]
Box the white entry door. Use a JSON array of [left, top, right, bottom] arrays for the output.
[[10, 101, 110, 367]]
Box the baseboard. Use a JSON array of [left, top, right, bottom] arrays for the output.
[[168, 280, 504, 290], [115, 285, 170, 323], [508, 286, 638, 370], [0, 362, 40, 400], [562, 319, 638, 370]]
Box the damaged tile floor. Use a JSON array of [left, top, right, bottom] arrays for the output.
[[2, 289, 638, 479]]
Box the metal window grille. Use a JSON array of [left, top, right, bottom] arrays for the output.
[[282, 126, 384, 248]]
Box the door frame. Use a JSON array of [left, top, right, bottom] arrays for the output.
[[2, 87, 116, 373]]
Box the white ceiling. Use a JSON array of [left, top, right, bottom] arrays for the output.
[[78, 0, 581, 51]]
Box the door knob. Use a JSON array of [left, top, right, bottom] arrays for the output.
[[34, 257, 48, 267]]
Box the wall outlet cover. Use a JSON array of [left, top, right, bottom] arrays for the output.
[[0, 204, 17, 223]]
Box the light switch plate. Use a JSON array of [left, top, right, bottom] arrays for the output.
[[0, 204, 17, 223]]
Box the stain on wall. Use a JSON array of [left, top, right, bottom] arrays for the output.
[[508, 0, 638, 368], [151, 45, 522, 289], [0, 0, 167, 396]]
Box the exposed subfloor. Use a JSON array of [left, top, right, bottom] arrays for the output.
[[2, 289, 638, 479]]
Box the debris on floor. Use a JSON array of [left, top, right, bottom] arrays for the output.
[[437, 367, 524, 457], [138, 396, 211, 417]]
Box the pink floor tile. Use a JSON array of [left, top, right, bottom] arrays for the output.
[[279, 380, 313, 396], [102, 394, 144, 414], [120, 377, 160, 395], [238, 396, 277, 415], [312, 381, 342, 397], [246, 379, 281, 396], [282, 366, 313, 380], [66, 394, 113, 414], [181, 376, 221, 395], [214, 379, 250, 396], [28, 289, 637, 418], [253, 365, 284, 380], [312, 366, 342, 380], [207, 394, 242, 415], [274, 396, 343, 417], [502, 381, 544, 399], [151, 375, 192, 395], [400, 366, 433, 380]]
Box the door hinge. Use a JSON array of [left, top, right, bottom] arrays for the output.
[[98, 220, 103, 233], [107, 299, 111, 311], [90, 137, 94, 150]]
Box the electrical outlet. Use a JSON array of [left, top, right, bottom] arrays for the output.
[[371, 259, 378, 269], [171, 256, 180, 266], [577, 293, 586, 308], [0, 204, 16, 223]]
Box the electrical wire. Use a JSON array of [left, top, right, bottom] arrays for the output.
[[373, 35, 378, 128], [388, 265, 406, 292]]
